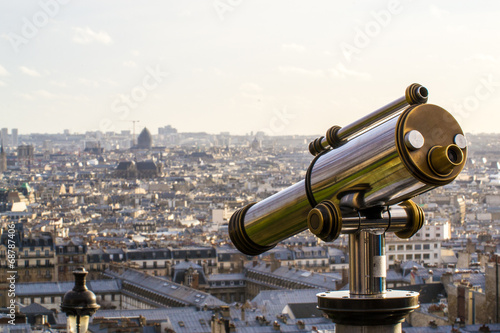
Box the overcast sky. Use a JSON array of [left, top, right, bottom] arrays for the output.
[[1, 1, 499, 136]]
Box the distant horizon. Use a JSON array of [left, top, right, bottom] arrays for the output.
[[2, 2, 500, 135], [6, 127, 500, 138]]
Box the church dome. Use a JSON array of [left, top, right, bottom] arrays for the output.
[[137, 128, 152, 149]]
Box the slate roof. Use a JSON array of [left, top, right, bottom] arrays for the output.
[[20, 303, 52, 314], [19, 303, 58, 325], [386, 270, 404, 282], [208, 273, 245, 282], [136, 161, 157, 171], [251, 289, 323, 318], [172, 261, 208, 285], [16, 279, 121, 296], [246, 262, 338, 289], [116, 161, 135, 170], [92, 307, 197, 323], [104, 268, 226, 308], [166, 311, 213, 333], [403, 324, 500, 332], [441, 249, 458, 264], [394, 283, 446, 303], [285, 303, 323, 319], [401, 261, 426, 276], [126, 247, 170, 260], [259, 246, 295, 261]]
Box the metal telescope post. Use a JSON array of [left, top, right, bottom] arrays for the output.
[[229, 84, 468, 332]]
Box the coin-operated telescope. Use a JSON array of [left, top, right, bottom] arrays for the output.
[[229, 84, 467, 332]]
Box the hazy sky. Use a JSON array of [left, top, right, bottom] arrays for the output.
[[1, 1, 499, 136]]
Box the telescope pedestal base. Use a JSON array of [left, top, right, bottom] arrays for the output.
[[317, 290, 419, 333], [335, 323, 401, 333]]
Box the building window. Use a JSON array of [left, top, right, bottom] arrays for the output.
[[434, 253, 438, 258], [406, 254, 413, 260], [425, 234, 430, 238], [436, 233, 441, 238], [415, 244, 421, 250], [45, 250, 50, 257], [415, 254, 421, 260], [406, 245, 413, 250], [423, 244, 430, 250], [389, 255, 394, 261], [397, 255, 404, 260], [397, 245, 404, 251], [423, 254, 430, 259], [434, 244, 438, 249], [388, 245, 395, 251]]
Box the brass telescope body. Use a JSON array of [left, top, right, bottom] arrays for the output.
[[229, 84, 467, 256]]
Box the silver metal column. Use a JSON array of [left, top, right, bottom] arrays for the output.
[[318, 225, 419, 333], [349, 229, 386, 295]]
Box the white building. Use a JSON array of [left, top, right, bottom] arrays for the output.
[[413, 220, 451, 241], [386, 239, 441, 269]]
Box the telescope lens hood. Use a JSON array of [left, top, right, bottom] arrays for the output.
[[229, 203, 276, 256]]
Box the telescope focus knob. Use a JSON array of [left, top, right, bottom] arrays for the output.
[[307, 200, 342, 242]]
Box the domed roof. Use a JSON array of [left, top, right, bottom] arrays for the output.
[[137, 127, 152, 149]]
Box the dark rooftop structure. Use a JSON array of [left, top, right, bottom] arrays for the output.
[[136, 127, 152, 149]]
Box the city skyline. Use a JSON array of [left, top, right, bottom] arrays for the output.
[[1, 1, 500, 136]]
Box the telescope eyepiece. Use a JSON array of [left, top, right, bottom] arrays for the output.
[[417, 86, 428, 99], [428, 144, 464, 177], [405, 83, 428, 104], [448, 148, 459, 163]]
